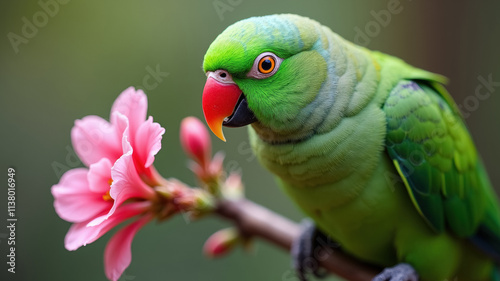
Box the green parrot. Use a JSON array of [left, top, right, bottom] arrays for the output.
[[201, 14, 500, 281]]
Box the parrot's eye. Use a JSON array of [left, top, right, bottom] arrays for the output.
[[258, 56, 275, 74], [247, 52, 283, 79]]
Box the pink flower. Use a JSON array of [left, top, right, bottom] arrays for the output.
[[71, 87, 164, 185], [52, 87, 165, 281]]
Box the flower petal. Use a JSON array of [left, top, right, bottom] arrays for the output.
[[88, 158, 113, 193], [134, 116, 165, 169], [71, 115, 123, 166], [52, 168, 111, 223], [87, 143, 155, 227], [104, 214, 152, 281], [111, 147, 156, 200], [111, 87, 147, 137], [64, 201, 150, 251]]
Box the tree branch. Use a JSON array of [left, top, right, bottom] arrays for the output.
[[215, 198, 379, 281]]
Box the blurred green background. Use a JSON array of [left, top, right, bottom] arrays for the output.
[[1, 1, 499, 280]]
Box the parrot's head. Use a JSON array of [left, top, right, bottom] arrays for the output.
[[202, 14, 329, 143]]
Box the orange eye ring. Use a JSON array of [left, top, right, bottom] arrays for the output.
[[258, 56, 276, 74]]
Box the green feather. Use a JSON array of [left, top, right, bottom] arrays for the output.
[[383, 80, 500, 239]]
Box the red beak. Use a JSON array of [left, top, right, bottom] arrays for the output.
[[202, 75, 242, 142]]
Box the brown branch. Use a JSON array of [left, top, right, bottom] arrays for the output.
[[215, 198, 379, 281]]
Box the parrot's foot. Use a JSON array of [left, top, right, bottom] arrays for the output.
[[291, 219, 339, 281], [372, 263, 419, 281]]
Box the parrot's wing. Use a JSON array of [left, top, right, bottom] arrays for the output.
[[383, 79, 500, 259]]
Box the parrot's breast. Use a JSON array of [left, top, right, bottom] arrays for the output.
[[249, 112, 422, 266], [249, 98, 387, 205]]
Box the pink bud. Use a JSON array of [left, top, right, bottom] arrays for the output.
[[208, 151, 225, 177], [180, 117, 212, 168], [222, 173, 244, 200], [203, 228, 240, 258]]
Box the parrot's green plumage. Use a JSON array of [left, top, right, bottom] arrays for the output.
[[202, 14, 500, 281]]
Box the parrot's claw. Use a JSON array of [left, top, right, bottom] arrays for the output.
[[372, 263, 419, 281], [291, 219, 339, 281]]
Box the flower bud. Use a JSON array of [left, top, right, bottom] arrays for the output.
[[175, 188, 215, 215], [180, 117, 212, 168], [221, 173, 244, 200], [203, 227, 240, 258]]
